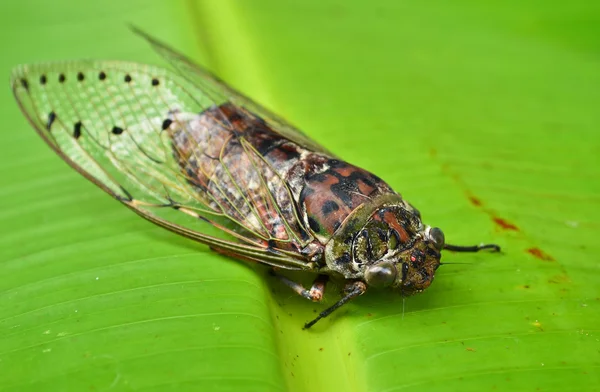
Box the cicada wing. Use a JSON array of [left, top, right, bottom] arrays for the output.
[[11, 61, 311, 271], [131, 27, 336, 157]]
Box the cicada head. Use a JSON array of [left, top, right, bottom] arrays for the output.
[[384, 226, 444, 295], [357, 214, 443, 295], [325, 195, 444, 295]]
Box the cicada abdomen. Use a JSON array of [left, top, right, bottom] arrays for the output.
[[10, 28, 500, 329]]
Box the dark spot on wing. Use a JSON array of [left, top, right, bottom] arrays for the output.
[[124, 74, 132, 83], [98, 71, 106, 81], [151, 78, 159, 86], [39, 75, 47, 85], [77, 72, 85, 82], [112, 126, 124, 135], [73, 121, 82, 139], [46, 111, 56, 131], [58, 74, 66, 83], [20, 78, 29, 90], [161, 119, 172, 130]]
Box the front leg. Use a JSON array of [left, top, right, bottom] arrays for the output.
[[271, 270, 329, 302], [304, 280, 367, 329]]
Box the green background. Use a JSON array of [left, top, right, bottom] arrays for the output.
[[1, 0, 598, 391]]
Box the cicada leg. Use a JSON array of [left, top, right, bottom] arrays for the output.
[[444, 243, 501, 252], [303, 280, 367, 329], [271, 270, 329, 302]]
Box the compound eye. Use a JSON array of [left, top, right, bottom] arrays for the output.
[[365, 261, 398, 288], [430, 227, 445, 250]]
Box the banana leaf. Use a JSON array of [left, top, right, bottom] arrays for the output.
[[1, 0, 598, 391]]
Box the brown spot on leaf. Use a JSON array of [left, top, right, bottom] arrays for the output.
[[527, 247, 555, 261], [469, 196, 483, 207], [493, 217, 519, 231]]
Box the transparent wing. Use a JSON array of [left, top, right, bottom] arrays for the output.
[[11, 60, 312, 271], [131, 27, 335, 156]]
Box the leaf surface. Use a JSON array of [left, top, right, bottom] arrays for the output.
[[0, 0, 598, 391]]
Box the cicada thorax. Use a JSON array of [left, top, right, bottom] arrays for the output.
[[297, 158, 395, 242]]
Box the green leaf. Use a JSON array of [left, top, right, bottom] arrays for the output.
[[1, 0, 598, 391]]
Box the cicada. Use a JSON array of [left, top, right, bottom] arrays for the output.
[[11, 28, 500, 328]]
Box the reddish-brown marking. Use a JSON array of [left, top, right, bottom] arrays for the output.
[[469, 196, 483, 207], [383, 211, 410, 243], [466, 347, 476, 352], [493, 217, 519, 231], [357, 180, 376, 196], [303, 173, 352, 235], [333, 166, 355, 177], [527, 247, 555, 262]]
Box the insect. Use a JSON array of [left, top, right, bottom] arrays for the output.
[[11, 28, 500, 329]]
